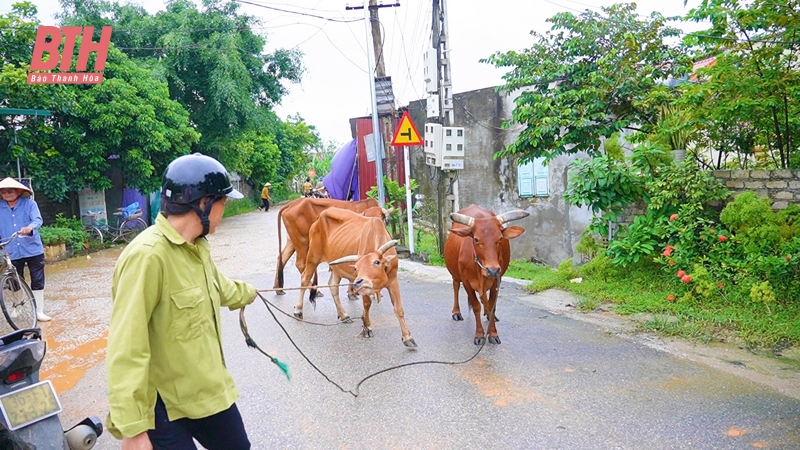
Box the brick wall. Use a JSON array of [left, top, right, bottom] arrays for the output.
[[712, 170, 800, 210], [615, 170, 800, 231]]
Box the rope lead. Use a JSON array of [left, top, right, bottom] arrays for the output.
[[239, 307, 291, 381], [242, 291, 488, 397]]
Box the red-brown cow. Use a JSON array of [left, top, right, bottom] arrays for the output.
[[274, 197, 379, 294], [294, 208, 416, 347], [444, 205, 529, 345]]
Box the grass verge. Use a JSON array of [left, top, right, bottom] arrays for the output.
[[411, 230, 799, 351], [223, 198, 258, 218]]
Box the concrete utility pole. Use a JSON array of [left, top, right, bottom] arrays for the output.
[[431, 0, 457, 254]]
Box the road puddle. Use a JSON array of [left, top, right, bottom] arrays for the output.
[[34, 248, 122, 394]]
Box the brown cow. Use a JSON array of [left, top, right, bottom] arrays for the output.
[[321, 206, 393, 303], [274, 197, 379, 294], [444, 205, 529, 345], [294, 208, 416, 347]]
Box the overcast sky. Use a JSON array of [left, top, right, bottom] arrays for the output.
[[21, 0, 705, 147]]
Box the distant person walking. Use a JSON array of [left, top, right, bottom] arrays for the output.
[[259, 182, 271, 212], [302, 178, 313, 197], [0, 178, 51, 322]]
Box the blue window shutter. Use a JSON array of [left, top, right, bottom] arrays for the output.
[[533, 157, 549, 197], [518, 160, 534, 197]]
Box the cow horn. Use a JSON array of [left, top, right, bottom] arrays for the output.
[[496, 210, 530, 225], [450, 213, 475, 227], [382, 207, 395, 216], [329, 255, 358, 265], [377, 239, 399, 255]]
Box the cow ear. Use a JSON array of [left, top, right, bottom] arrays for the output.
[[449, 227, 471, 237], [502, 226, 525, 239], [383, 254, 397, 270]]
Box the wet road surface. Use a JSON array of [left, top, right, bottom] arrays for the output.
[[37, 205, 800, 449]]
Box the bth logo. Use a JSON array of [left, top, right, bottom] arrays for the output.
[[27, 26, 112, 85]]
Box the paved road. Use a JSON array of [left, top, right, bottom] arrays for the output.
[[38, 205, 800, 449]]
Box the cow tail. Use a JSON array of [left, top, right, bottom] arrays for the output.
[[308, 287, 317, 306], [277, 206, 285, 288]]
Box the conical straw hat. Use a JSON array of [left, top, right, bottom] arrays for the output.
[[0, 178, 32, 196]]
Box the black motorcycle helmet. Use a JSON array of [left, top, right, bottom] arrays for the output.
[[162, 153, 242, 236]]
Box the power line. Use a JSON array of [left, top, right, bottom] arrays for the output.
[[542, 0, 585, 14], [285, 23, 368, 73], [396, 2, 429, 104], [392, 7, 421, 102], [232, 0, 361, 22]]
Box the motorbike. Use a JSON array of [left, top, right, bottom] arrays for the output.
[[0, 327, 102, 450], [310, 188, 329, 199]]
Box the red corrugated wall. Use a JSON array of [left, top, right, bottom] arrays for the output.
[[355, 116, 406, 200]]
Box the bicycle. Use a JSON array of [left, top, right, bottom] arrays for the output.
[[0, 232, 37, 330], [83, 205, 148, 245], [82, 211, 105, 245]]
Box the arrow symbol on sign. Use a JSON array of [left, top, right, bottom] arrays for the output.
[[391, 111, 423, 146]]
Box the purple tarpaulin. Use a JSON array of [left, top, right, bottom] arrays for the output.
[[323, 139, 359, 201], [122, 187, 149, 224]]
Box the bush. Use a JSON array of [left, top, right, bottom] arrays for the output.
[[39, 226, 87, 252], [52, 213, 84, 233], [653, 190, 800, 307]]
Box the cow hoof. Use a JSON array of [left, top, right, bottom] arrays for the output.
[[276, 290, 286, 296], [293, 311, 303, 319], [452, 313, 463, 321], [488, 336, 501, 344], [358, 327, 374, 338], [403, 338, 418, 348], [474, 336, 486, 346], [340, 316, 353, 324], [347, 293, 358, 301], [316, 291, 324, 298]]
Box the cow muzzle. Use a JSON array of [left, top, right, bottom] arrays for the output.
[[474, 256, 501, 279], [353, 278, 374, 294]]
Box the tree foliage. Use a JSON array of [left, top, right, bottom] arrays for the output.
[[48, 47, 199, 196], [0, 2, 198, 200], [58, 0, 309, 171], [1, 0, 317, 201], [682, 0, 800, 169], [484, 3, 691, 162]]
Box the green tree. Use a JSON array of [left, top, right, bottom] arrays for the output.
[[0, 3, 199, 200], [683, 0, 800, 169], [43, 47, 199, 198], [0, 3, 76, 182], [302, 138, 339, 182], [274, 115, 319, 184], [483, 3, 692, 162], [58, 0, 305, 166]]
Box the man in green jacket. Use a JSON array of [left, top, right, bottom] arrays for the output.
[[106, 154, 256, 450]]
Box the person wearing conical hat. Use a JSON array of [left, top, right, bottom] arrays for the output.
[[259, 182, 271, 212], [0, 177, 50, 322]]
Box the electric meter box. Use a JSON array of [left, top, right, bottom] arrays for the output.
[[426, 96, 440, 118], [424, 123, 441, 167], [424, 48, 438, 94], [424, 123, 465, 170]]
